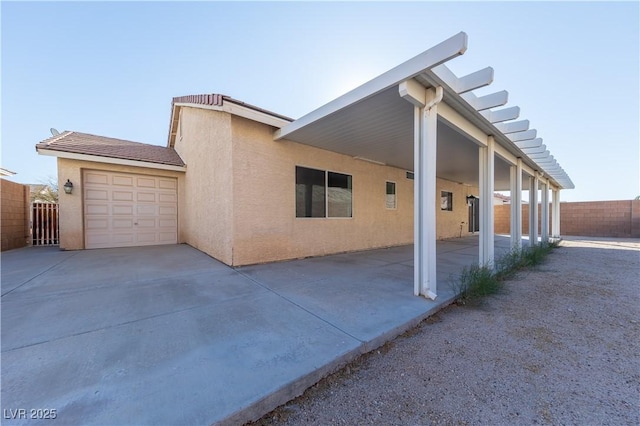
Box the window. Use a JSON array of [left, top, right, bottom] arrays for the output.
[[327, 171, 352, 217], [441, 191, 453, 211], [386, 181, 396, 209], [295, 166, 352, 218]]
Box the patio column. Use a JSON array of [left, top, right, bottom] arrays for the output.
[[479, 136, 495, 267], [551, 188, 561, 239], [540, 180, 549, 243], [509, 158, 523, 249], [400, 80, 442, 300], [528, 175, 539, 246]]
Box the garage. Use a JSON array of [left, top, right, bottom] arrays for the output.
[[83, 170, 178, 249]]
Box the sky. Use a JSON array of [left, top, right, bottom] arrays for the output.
[[1, 1, 638, 202]]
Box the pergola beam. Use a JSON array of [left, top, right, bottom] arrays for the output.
[[495, 119, 530, 134], [461, 90, 508, 111], [515, 138, 543, 149], [456, 67, 495, 94], [432, 64, 495, 96], [521, 144, 547, 155], [480, 106, 520, 123], [508, 129, 537, 142]]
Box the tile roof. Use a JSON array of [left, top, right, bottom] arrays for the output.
[[36, 131, 185, 167], [172, 93, 293, 122]]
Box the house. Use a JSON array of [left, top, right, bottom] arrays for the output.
[[36, 32, 573, 299]]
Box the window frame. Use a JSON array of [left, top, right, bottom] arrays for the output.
[[440, 191, 453, 211], [295, 165, 353, 219], [385, 181, 397, 210]]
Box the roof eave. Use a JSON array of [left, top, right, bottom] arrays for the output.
[[37, 148, 187, 173]]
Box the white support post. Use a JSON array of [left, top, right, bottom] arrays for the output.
[[551, 188, 561, 239], [479, 136, 495, 267], [509, 159, 523, 249], [403, 82, 440, 300], [540, 181, 549, 243], [529, 175, 539, 246]]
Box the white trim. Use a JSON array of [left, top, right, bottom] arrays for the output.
[[479, 136, 495, 267], [36, 148, 186, 172]]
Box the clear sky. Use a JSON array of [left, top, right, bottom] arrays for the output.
[[2, 1, 638, 202]]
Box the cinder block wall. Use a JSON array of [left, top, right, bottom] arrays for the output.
[[1, 179, 30, 251], [494, 200, 640, 238]]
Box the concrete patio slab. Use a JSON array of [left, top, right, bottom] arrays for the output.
[[1, 235, 514, 425]]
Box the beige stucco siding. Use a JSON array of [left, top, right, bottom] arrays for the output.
[[230, 115, 409, 265], [436, 178, 478, 239], [56, 158, 185, 250], [173, 107, 234, 264]]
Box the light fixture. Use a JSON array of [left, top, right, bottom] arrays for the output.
[[466, 195, 477, 206], [63, 179, 73, 194]]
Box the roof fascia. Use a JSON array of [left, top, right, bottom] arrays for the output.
[[37, 148, 186, 172], [169, 100, 292, 148], [274, 31, 468, 141]]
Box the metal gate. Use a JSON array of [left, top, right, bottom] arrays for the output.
[[32, 203, 59, 246]]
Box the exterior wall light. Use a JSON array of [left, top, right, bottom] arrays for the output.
[[63, 179, 74, 194]]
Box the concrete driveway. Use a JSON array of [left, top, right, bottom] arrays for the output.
[[1, 237, 508, 425]]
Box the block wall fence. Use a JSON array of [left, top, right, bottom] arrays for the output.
[[1, 179, 30, 251], [494, 200, 640, 238]]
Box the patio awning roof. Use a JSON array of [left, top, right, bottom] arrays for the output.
[[275, 32, 573, 191]]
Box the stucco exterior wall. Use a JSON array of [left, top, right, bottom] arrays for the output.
[[56, 158, 185, 250], [1, 179, 30, 251], [173, 107, 234, 264], [436, 178, 478, 240], [228, 115, 478, 266]]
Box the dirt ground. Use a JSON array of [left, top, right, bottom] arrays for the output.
[[249, 238, 640, 425]]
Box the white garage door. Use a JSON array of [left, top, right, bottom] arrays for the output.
[[84, 170, 178, 249]]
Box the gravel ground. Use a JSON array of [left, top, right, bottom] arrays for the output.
[[249, 238, 640, 425]]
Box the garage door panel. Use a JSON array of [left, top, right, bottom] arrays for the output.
[[112, 233, 136, 245], [137, 192, 156, 202], [85, 204, 109, 215], [85, 172, 109, 185], [113, 218, 135, 229], [159, 179, 177, 190], [137, 218, 157, 228], [84, 170, 177, 249], [137, 205, 157, 215], [86, 233, 113, 247], [137, 233, 158, 244], [112, 175, 134, 186], [86, 189, 109, 201], [159, 232, 177, 244], [113, 205, 134, 215], [136, 177, 156, 188], [113, 191, 134, 202]]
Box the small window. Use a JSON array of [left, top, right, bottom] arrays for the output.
[[386, 181, 396, 209], [441, 191, 453, 211]]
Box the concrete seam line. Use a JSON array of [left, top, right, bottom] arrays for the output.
[[234, 269, 364, 344], [1, 251, 82, 298]]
